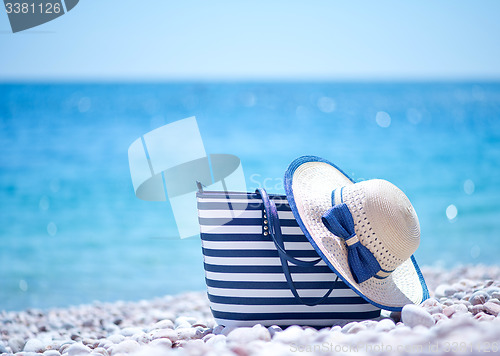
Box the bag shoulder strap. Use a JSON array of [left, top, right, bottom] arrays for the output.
[[256, 188, 335, 306]]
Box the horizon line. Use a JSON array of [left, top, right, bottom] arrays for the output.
[[2, 77, 500, 84]]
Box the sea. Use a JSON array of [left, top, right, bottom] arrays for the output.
[[1, 82, 499, 311]]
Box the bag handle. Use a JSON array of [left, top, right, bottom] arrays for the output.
[[256, 188, 335, 306]]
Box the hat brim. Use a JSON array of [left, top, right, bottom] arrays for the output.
[[284, 155, 429, 311]]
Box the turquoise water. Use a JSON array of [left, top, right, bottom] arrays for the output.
[[1, 82, 499, 311]]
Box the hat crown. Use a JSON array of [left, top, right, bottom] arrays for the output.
[[342, 179, 420, 272]]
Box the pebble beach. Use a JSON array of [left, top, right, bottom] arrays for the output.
[[2, 265, 500, 356]]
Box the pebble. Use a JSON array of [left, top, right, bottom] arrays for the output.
[[470, 305, 485, 315], [0, 342, 8, 354], [149, 328, 178, 342], [9, 337, 25, 353], [227, 324, 271, 343], [205, 334, 226, 346], [341, 321, 358, 334], [443, 303, 468, 317], [483, 301, 500, 316], [148, 338, 173, 349], [148, 320, 174, 331], [176, 327, 201, 340], [212, 325, 225, 335], [174, 316, 196, 328], [59, 343, 73, 354], [82, 338, 99, 348], [421, 298, 440, 307], [131, 332, 149, 344], [109, 340, 140, 354], [489, 298, 500, 305], [97, 339, 113, 349], [273, 325, 304, 344], [432, 313, 448, 323], [375, 318, 396, 332], [434, 284, 456, 298], [474, 312, 496, 322], [267, 325, 283, 338], [220, 326, 237, 336], [91, 347, 109, 356], [402, 304, 435, 328], [347, 323, 367, 334], [119, 327, 143, 337], [66, 343, 91, 355], [107, 334, 125, 344], [43, 350, 62, 356], [23, 338, 45, 353], [470, 291, 490, 305]]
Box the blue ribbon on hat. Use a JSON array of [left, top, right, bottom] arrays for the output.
[[322, 203, 381, 283]]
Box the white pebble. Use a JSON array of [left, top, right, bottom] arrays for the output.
[[221, 326, 237, 336], [268, 325, 283, 338], [176, 327, 200, 340], [149, 338, 173, 349], [9, 337, 25, 353], [443, 303, 469, 318], [375, 318, 396, 332], [109, 340, 140, 355], [174, 316, 196, 327], [205, 334, 226, 346], [107, 334, 125, 344], [227, 324, 271, 343], [402, 304, 435, 328], [119, 327, 143, 337], [90, 347, 109, 356], [43, 350, 62, 356], [330, 325, 341, 333], [347, 323, 367, 334], [185, 339, 205, 348], [67, 343, 91, 356], [24, 338, 44, 353], [470, 291, 490, 305], [434, 285, 456, 298], [149, 328, 178, 342], [421, 298, 440, 307], [484, 302, 500, 317], [212, 325, 225, 335], [341, 321, 359, 333], [131, 332, 150, 344], [273, 325, 305, 344], [148, 319, 174, 331], [432, 313, 449, 323], [97, 339, 113, 349]]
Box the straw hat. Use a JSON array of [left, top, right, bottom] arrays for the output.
[[284, 156, 429, 311]]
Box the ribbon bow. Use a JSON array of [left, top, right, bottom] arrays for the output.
[[322, 203, 381, 283]]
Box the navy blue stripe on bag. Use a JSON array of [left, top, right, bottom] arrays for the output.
[[197, 189, 381, 327], [211, 310, 382, 322], [203, 263, 334, 274]]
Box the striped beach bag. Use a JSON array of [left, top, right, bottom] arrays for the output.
[[197, 187, 381, 327]]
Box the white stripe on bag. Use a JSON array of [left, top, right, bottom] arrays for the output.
[[209, 302, 379, 313], [198, 209, 295, 220], [197, 197, 289, 204], [205, 271, 336, 282], [206, 287, 358, 298], [203, 256, 328, 266], [214, 318, 367, 327], [201, 240, 315, 251], [200, 225, 303, 235]]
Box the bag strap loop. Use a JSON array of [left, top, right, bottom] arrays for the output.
[[256, 188, 335, 306]]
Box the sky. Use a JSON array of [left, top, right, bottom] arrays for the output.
[[0, 0, 499, 81]]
